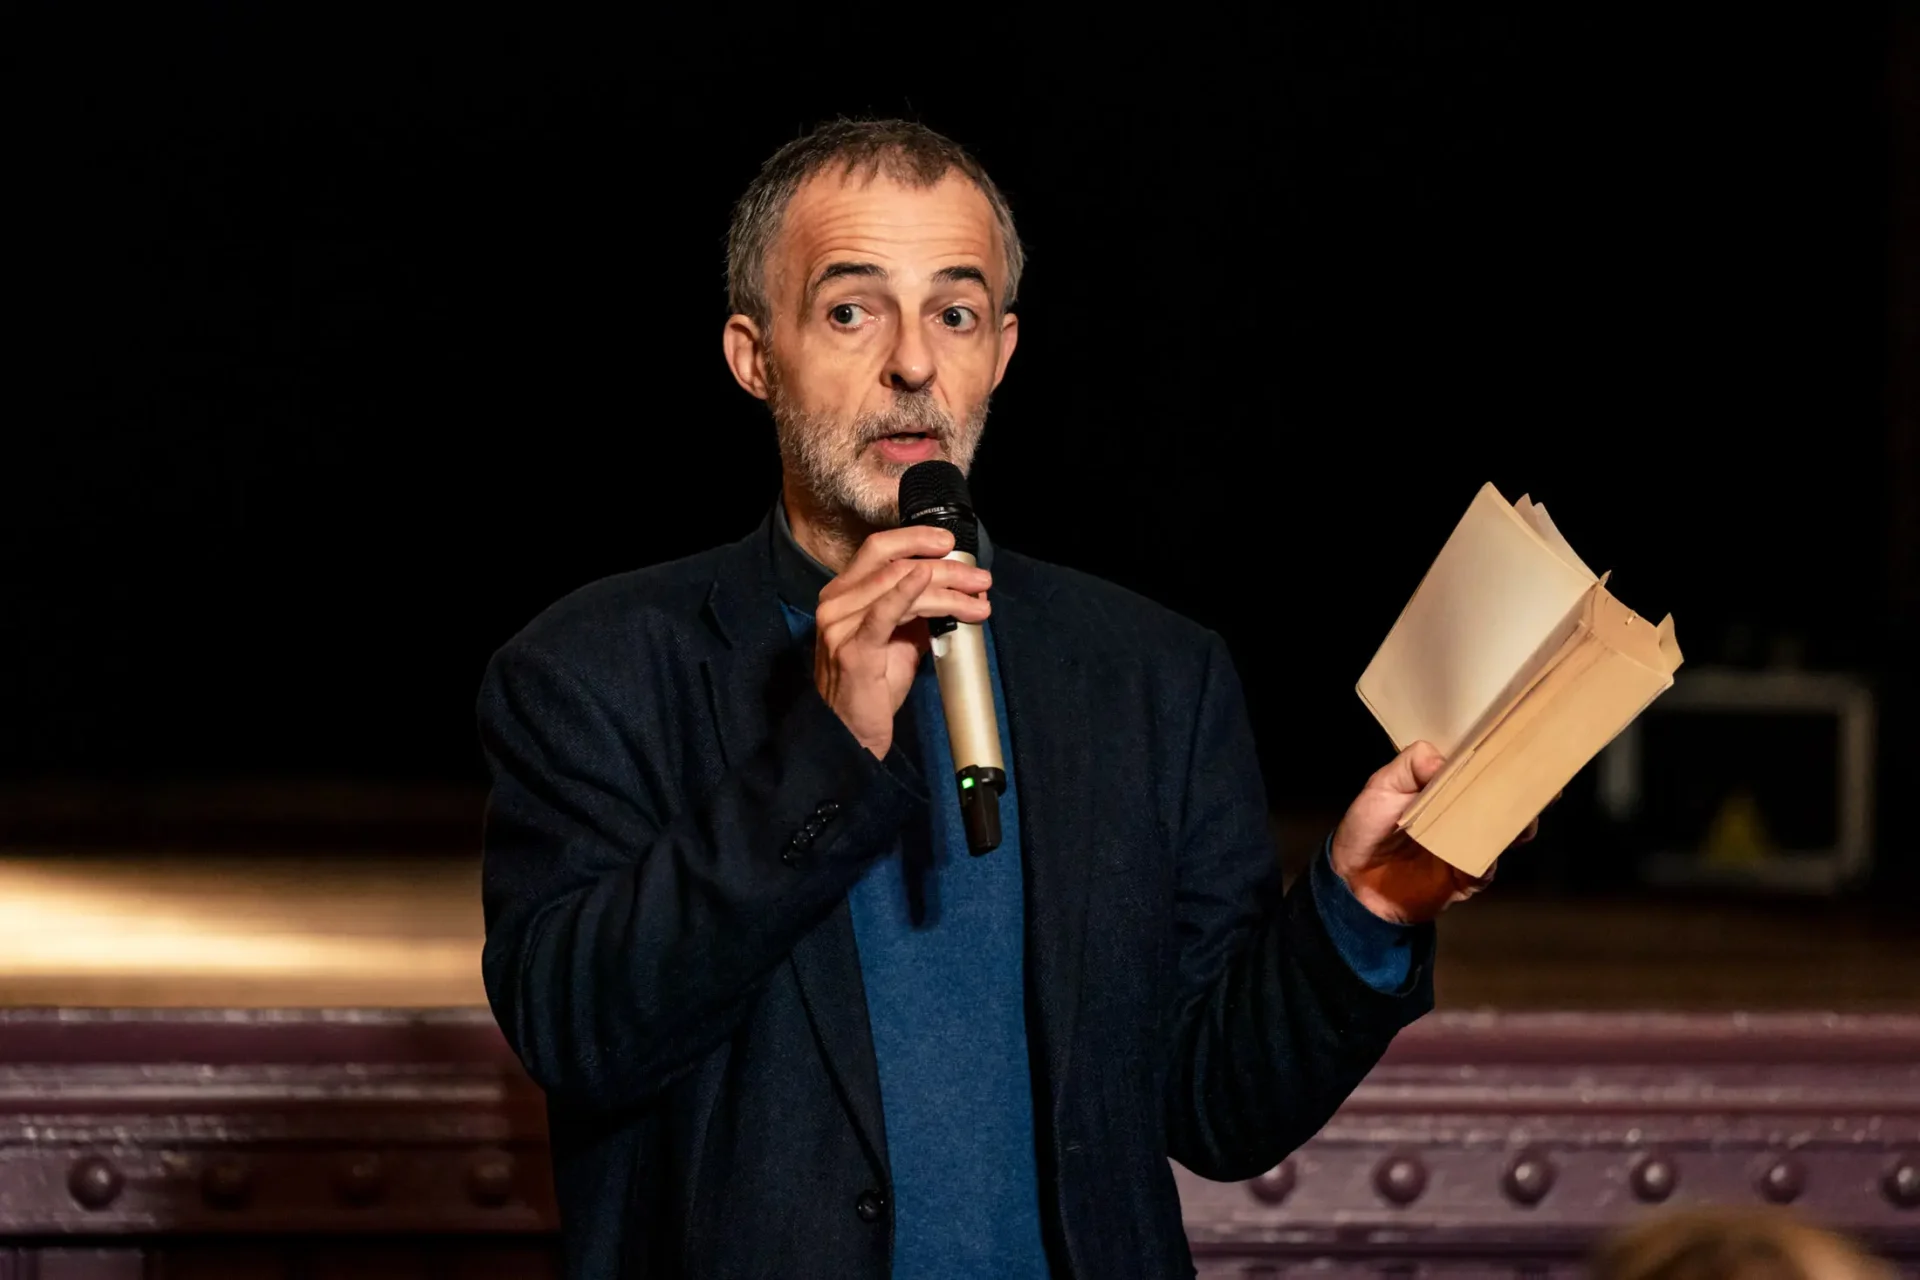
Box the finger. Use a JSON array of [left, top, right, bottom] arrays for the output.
[[839, 525, 956, 583], [857, 562, 934, 647], [814, 607, 872, 660], [923, 559, 992, 595], [1514, 817, 1540, 845], [902, 588, 992, 624], [1449, 858, 1497, 900], [819, 559, 994, 633], [817, 566, 922, 658], [820, 583, 989, 656], [836, 588, 990, 639], [817, 558, 924, 627], [1375, 740, 1447, 795]]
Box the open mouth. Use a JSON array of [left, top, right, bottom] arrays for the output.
[[871, 431, 944, 462]]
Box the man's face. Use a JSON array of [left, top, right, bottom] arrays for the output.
[[736, 168, 1018, 528]]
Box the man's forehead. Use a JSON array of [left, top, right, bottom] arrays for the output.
[[778, 169, 1002, 283]]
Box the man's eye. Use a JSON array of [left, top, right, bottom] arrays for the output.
[[828, 303, 870, 327], [939, 306, 977, 333]]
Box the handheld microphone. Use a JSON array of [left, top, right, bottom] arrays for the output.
[[899, 460, 1005, 855]]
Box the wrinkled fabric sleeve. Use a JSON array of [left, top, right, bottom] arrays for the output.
[[1163, 635, 1433, 1181]]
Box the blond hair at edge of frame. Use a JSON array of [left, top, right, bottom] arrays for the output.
[[1590, 1207, 1892, 1280]]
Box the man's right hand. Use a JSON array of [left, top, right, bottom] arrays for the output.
[[812, 526, 992, 759]]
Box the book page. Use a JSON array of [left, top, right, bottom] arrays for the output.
[[1398, 583, 1676, 839], [1356, 483, 1597, 756], [1401, 603, 1679, 875], [1515, 495, 1596, 578]]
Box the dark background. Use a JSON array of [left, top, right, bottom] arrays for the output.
[[9, 9, 1913, 894]]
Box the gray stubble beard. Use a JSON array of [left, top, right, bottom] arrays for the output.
[[768, 369, 989, 534]]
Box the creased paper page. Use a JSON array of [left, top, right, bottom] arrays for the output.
[[1656, 614, 1684, 673], [1515, 495, 1595, 578], [1357, 483, 1597, 755], [1394, 593, 1597, 833]]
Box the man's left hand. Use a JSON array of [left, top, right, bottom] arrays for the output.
[[1328, 741, 1546, 926]]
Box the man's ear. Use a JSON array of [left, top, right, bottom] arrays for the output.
[[722, 314, 772, 401], [990, 309, 1020, 391]]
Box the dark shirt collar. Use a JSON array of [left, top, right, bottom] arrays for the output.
[[771, 497, 995, 614]]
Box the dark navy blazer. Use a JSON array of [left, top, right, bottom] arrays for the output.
[[477, 514, 1435, 1279]]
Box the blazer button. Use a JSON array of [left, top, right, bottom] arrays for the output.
[[855, 1189, 886, 1223]]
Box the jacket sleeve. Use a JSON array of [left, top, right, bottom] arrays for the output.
[[1162, 633, 1433, 1181], [478, 636, 924, 1111]]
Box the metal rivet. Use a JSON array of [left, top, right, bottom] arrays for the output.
[[1503, 1148, 1556, 1206], [1758, 1156, 1805, 1204], [468, 1151, 516, 1207], [1884, 1156, 1920, 1209], [1631, 1154, 1678, 1203], [1247, 1160, 1296, 1205], [1374, 1154, 1428, 1206], [201, 1157, 253, 1209], [334, 1153, 386, 1206], [68, 1156, 124, 1210]]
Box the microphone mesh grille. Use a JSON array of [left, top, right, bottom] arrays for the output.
[[898, 461, 978, 556]]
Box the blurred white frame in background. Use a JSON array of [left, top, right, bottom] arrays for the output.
[[1598, 668, 1876, 894]]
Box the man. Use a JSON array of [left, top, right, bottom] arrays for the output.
[[479, 119, 1520, 1279]]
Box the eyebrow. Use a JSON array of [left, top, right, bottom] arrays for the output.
[[804, 261, 995, 306], [807, 261, 886, 306], [931, 265, 991, 293]]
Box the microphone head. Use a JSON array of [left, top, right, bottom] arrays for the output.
[[898, 460, 978, 556]]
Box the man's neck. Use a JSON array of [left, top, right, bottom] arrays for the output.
[[780, 478, 874, 575]]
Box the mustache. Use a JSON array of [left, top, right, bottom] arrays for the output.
[[855, 397, 955, 443]]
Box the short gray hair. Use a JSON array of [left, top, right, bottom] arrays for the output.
[[726, 118, 1024, 330]]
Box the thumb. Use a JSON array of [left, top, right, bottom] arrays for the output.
[[1379, 740, 1448, 794]]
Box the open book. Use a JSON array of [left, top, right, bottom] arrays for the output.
[[1356, 483, 1683, 876]]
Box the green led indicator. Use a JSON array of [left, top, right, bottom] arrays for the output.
[[960, 776, 976, 790]]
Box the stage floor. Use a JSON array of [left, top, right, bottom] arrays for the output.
[[0, 850, 1912, 1009]]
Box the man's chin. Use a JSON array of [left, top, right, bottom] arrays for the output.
[[815, 445, 972, 528]]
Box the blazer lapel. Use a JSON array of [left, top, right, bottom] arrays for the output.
[[700, 521, 891, 1183], [989, 558, 1097, 1130]]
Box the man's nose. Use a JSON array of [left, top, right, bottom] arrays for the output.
[[885, 322, 935, 394]]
